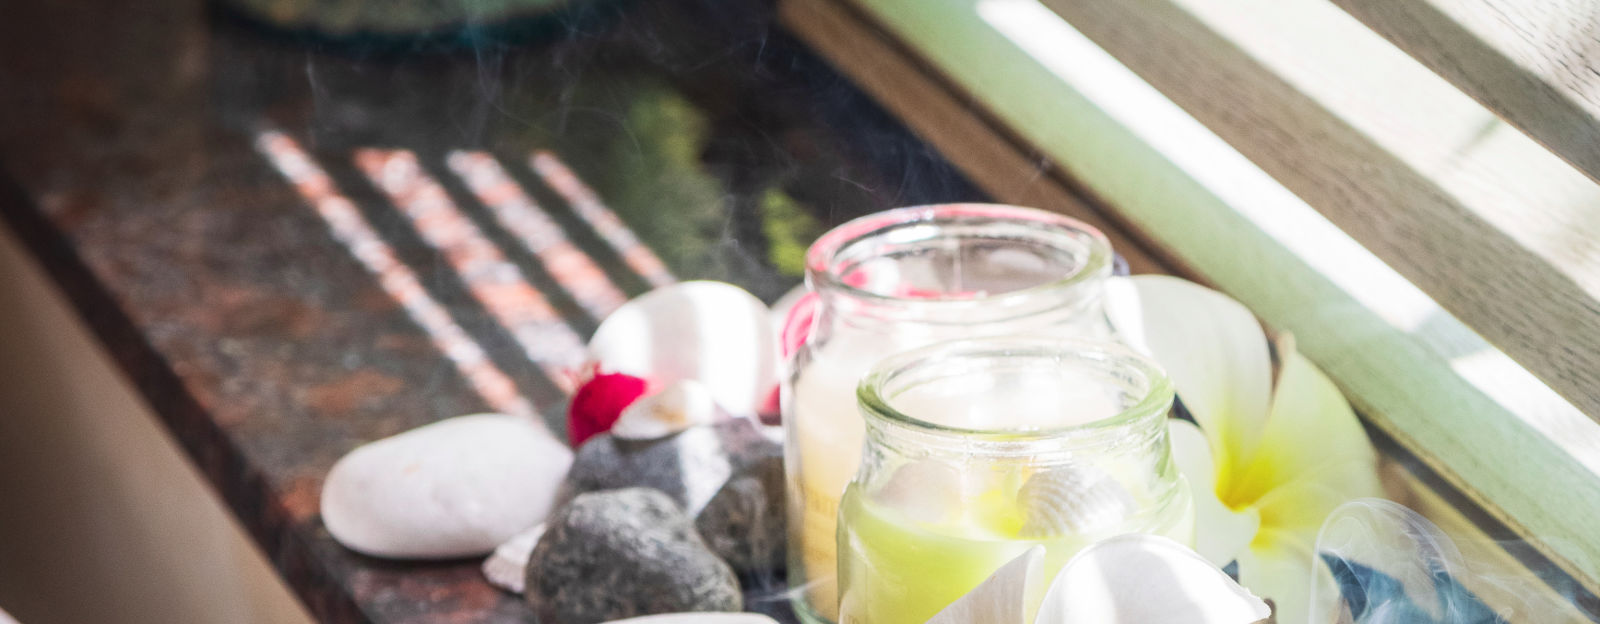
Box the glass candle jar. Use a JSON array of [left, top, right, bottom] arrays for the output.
[[783, 204, 1116, 623], [837, 337, 1193, 624]]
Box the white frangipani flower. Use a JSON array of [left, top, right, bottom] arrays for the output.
[[1107, 275, 1383, 622]]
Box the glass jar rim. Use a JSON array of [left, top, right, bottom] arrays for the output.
[[805, 203, 1114, 316], [856, 336, 1174, 443]]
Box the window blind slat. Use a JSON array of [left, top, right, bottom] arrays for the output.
[[1038, 0, 1600, 423], [1332, 0, 1600, 187]]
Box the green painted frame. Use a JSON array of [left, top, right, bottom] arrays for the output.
[[789, 0, 1600, 602]]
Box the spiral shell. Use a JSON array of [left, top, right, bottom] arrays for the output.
[[1017, 463, 1136, 538]]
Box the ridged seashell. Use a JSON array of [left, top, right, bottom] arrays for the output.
[[609, 380, 725, 441], [482, 523, 545, 594], [1017, 463, 1136, 538]]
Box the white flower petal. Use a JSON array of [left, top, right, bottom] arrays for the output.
[[609, 380, 727, 440], [1236, 531, 1321, 624], [1037, 534, 1270, 624], [1230, 342, 1380, 507], [1169, 420, 1260, 567], [587, 281, 777, 415], [1106, 276, 1272, 485], [925, 545, 1046, 624]]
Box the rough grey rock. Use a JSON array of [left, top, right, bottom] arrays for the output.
[[526, 488, 742, 623], [695, 454, 785, 574], [559, 418, 782, 516]]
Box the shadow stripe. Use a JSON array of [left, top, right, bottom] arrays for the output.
[[253, 130, 539, 421], [352, 149, 587, 395]]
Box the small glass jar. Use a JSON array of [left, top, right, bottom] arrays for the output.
[[783, 204, 1116, 623], [837, 337, 1193, 624]]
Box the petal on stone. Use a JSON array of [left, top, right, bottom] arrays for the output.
[[568, 372, 650, 447], [588, 281, 778, 415], [926, 545, 1046, 624], [1037, 534, 1271, 624]]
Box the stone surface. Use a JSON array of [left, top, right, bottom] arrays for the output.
[[0, 0, 986, 618], [527, 488, 742, 623], [695, 454, 785, 574], [321, 414, 572, 559], [561, 418, 782, 516]]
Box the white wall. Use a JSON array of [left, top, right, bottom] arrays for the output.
[[0, 220, 315, 624]]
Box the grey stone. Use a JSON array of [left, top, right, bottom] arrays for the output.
[[526, 488, 742, 623], [560, 418, 782, 516], [695, 454, 786, 574]]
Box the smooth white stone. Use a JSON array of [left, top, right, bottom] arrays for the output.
[[322, 414, 572, 560], [587, 281, 777, 416], [610, 380, 726, 441]]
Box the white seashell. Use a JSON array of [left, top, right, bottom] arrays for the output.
[[602, 614, 781, 624], [871, 460, 970, 524], [1016, 463, 1136, 538], [587, 281, 777, 416], [482, 523, 545, 594], [609, 380, 725, 440], [321, 414, 572, 559]]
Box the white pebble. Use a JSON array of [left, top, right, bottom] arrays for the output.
[[321, 414, 572, 559]]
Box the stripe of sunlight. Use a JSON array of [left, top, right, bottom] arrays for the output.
[[253, 130, 538, 421], [529, 151, 678, 289], [445, 151, 630, 320], [977, 0, 1600, 476], [354, 149, 587, 395]]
